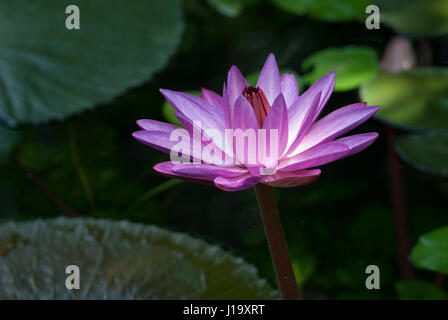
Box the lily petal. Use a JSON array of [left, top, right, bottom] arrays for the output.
[[280, 72, 299, 107], [172, 163, 247, 180], [262, 94, 289, 159], [261, 169, 321, 187], [225, 65, 249, 128], [214, 173, 260, 191], [336, 132, 379, 156], [201, 88, 224, 111], [256, 53, 281, 105], [291, 103, 379, 156], [280, 142, 350, 171]]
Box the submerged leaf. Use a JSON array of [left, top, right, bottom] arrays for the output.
[[0, 218, 278, 299]]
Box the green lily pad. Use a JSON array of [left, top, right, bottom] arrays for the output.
[[396, 280, 448, 300], [410, 225, 448, 274], [271, 0, 368, 22], [374, 0, 448, 37], [302, 46, 379, 92], [246, 69, 304, 94], [0, 0, 184, 126], [360, 68, 448, 131], [0, 218, 278, 299], [396, 133, 448, 177]]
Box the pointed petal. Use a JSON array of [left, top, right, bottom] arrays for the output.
[[233, 96, 258, 131], [280, 72, 299, 107], [335, 132, 379, 156], [262, 94, 289, 158], [307, 70, 336, 122], [261, 169, 321, 187], [284, 91, 321, 156], [172, 163, 247, 180], [214, 174, 260, 192], [225, 65, 249, 128], [201, 88, 224, 110], [256, 53, 281, 105], [280, 142, 350, 171], [291, 103, 379, 156], [153, 162, 214, 185]]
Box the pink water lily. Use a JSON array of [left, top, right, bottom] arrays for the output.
[[133, 53, 379, 192]]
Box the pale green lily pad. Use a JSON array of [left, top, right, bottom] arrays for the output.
[[395, 133, 448, 177], [0, 218, 278, 300], [302, 46, 379, 92], [360, 68, 448, 131], [410, 225, 448, 274], [271, 0, 368, 22], [374, 0, 448, 37], [396, 280, 448, 300], [0, 0, 183, 125]]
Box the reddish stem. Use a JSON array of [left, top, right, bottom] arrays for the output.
[[386, 126, 415, 279], [254, 184, 300, 300]]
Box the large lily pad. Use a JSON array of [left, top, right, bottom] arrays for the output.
[[360, 68, 448, 131], [0, 218, 278, 300], [0, 0, 184, 126], [395, 133, 448, 177], [302, 46, 379, 92], [373, 0, 448, 37], [410, 225, 448, 274]]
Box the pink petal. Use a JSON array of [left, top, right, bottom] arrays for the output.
[[262, 94, 289, 158], [172, 163, 246, 179], [214, 174, 260, 191], [201, 88, 224, 111], [225, 65, 249, 128], [291, 103, 379, 156], [261, 169, 321, 187], [280, 142, 350, 171], [284, 91, 321, 156], [153, 162, 214, 185], [280, 72, 299, 107], [233, 96, 258, 131], [335, 132, 379, 156], [256, 53, 281, 105], [307, 71, 336, 122]]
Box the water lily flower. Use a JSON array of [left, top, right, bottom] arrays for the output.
[[133, 53, 379, 192]]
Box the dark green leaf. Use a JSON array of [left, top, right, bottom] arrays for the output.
[[271, 0, 369, 22], [396, 133, 448, 177], [0, 0, 184, 125], [396, 280, 448, 300]]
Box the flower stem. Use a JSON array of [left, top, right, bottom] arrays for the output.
[[254, 184, 300, 300]]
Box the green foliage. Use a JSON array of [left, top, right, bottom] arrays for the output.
[[271, 0, 368, 22], [0, 0, 184, 125], [0, 218, 279, 299], [374, 0, 448, 37], [206, 0, 244, 18], [360, 68, 448, 131], [302, 46, 379, 92], [396, 280, 448, 300], [396, 133, 448, 177], [411, 225, 448, 274], [0, 125, 20, 164]]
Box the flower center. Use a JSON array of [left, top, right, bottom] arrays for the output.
[[242, 86, 271, 128]]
